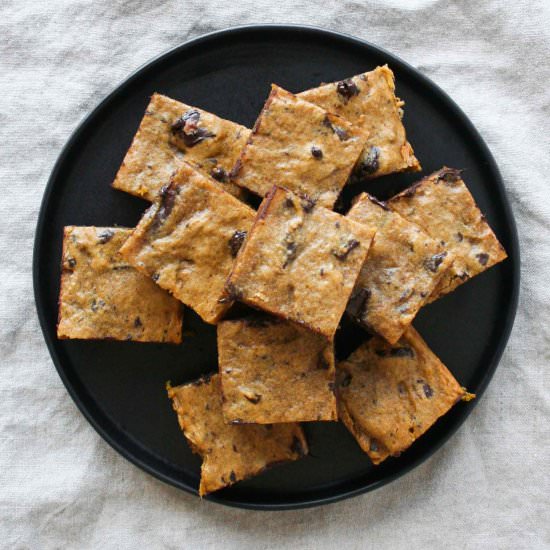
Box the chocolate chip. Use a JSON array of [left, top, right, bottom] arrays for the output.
[[300, 196, 316, 212], [283, 241, 297, 268], [356, 146, 380, 177], [424, 252, 447, 273], [340, 373, 352, 387], [232, 444, 238, 452], [285, 197, 295, 209], [244, 393, 262, 404], [376, 347, 414, 358], [456, 232, 464, 242], [155, 185, 178, 226], [369, 439, 379, 452], [347, 287, 371, 321], [152, 273, 159, 282], [336, 78, 359, 101], [67, 257, 76, 268], [97, 229, 114, 244], [290, 436, 306, 456], [228, 230, 247, 257], [134, 316, 142, 328], [171, 109, 215, 147], [423, 383, 433, 398], [210, 166, 227, 182], [333, 239, 360, 261], [311, 146, 323, 159], [229, 471, 237, 483], [322, 115, 349, 141], [476, 253, 489, 266]]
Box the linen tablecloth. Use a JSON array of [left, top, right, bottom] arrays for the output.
[[1, 1, 548, 548]]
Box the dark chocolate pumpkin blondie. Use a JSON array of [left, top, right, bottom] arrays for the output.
[[218, 316, 337, 424], [389, 167, 507, 301], [337, 326, 465, 464], [299, 65, 420, 180], [226, 186, 376, 340], [57, 226, 182, 343], [119, 162, 255, 324], [167, 374, 308, 496]]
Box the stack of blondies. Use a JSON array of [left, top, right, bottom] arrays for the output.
[[57, 66, 507, 496]]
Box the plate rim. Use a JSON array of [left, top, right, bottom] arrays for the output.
[[33, 23, 520, 511]]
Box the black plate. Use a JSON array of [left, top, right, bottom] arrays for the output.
[[33, 25, 519, 510]]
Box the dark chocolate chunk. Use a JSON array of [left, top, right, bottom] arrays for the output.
[[376, 347, 414, 358], [476, 253, 489, 266], [210, 166, 227, 182], [311, 146, 323, 159], [228, 230, 247, 257], [423, 383, 434, 398], [154, 185, 178, 228], [97, 229, 114, 244], [333, 239, 360, 261], [347, 287, 371, 321], [356, 146, 380, 177], [322, 115, 349, 141], [456, 232, 464, 242], [244, 393, 262, 404], [171, 109, 215, 147], [285, 197, 295, 209], [152, 273, 159, 282], [232, 444, 238, 452], [336, 78, 360, 101], [424, 251, 447, 273], [229, 470, 237, 483], [67, 257, 76, 268], [134, 316, 142, 328]]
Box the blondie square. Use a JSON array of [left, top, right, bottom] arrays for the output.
[[112, 93, 249, 200], [167, 374, 308, 496], [231, 85, 366, 208], [226, 186, 376, 339], [337, 326, 465, 464], [57, 226, 182, 343], [299, 65, 420, 180], [119, 162, 255, 324], [346, 193, 453, 343], [389, 167, 508, 301], [218, 316, 337, 424]]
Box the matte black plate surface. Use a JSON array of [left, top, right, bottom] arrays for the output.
[[33, 25, 519, 510]]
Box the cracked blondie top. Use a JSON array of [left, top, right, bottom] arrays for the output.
[[231, 85, 366, 208], [389, 167, 508, 301], [299, 65, 420, 180], [337, 326, 465, 464], [57, 226, 182, 343], [218, 316, 336, 424], [119, 162, 255, 324], [112, 93, 249, 201], [167, 374, 308, 496], [226, 186, 376, 340], [346, 193, 453, 344]]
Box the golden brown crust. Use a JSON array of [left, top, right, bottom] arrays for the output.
[[298, 65, 420, 179], [167, 374, 308, 496], [112, 93, 249, 201], [231, 85, 366, 208], [218, 317, 337, 424], [389, 167, 508, 301], [57, 226, 183, 343], [346, 193, 454, 343], [119, 163, 256, 324], [337, 326, 465, 464], [226, 186, 376, 340]]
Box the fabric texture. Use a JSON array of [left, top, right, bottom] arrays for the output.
[[1, 0, 549, 548]]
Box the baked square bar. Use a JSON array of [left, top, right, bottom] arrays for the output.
[[226, 186, 376, 340], [298, 65, 420, 180], [337, 326, 465, 464], [346, 193, 453, 344], [231, 85, 366, 209], [218, 316, 337, 424], [112, 93, 249, 200], [57, 226, 182, 343], [389, 167, 508, 301], [167, 374, 308, 496], [119, 162, 255, 324]]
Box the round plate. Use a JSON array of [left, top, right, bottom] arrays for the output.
[[33, 25, 519, 510]]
